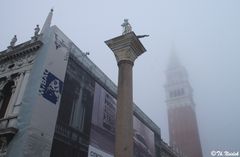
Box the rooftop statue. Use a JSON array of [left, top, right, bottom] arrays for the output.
[[34, 25, 40, 36], [121, 19, 132, 35], [10, 35, 17, 47]]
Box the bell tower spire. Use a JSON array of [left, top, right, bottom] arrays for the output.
[[167, 45, 181, 70], [165, 48, 203, 157]]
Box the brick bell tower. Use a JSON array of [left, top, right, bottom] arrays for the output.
[[165, 50, 203, 157]]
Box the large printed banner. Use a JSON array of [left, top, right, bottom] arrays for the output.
[[89, 83, 155, 157], [133, 116, 155, 157], [31, 26, 70, 139], [7, 26, 71, 157], [28, 27, 70, 157]]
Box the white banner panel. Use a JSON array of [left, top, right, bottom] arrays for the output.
[[7, 26, 72, 157], [88, 145, 113, 157], [27, 26, 70, 157]]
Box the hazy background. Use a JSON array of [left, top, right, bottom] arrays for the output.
[[1, 0, 240, 157]]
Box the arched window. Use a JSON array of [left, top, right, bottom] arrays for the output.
[[0, 81, 14, 119]]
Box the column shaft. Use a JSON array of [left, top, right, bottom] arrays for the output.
[[105, 31, 146, 157], [115, 61, 133, 157]]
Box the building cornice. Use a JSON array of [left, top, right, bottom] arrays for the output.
[[0, 40, 43, 64]]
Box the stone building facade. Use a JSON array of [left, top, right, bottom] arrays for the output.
[[0, 10, 182, 157]]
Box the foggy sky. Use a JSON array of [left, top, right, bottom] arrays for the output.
[[1, 1, 240, 157]]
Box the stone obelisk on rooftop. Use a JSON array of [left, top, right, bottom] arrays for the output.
[[105, 19, 146, 157]]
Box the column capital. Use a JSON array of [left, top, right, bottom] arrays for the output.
[[105, 32, 146, 64]]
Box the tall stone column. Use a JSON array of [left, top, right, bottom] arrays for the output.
[[105, 31, 146, 157]]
